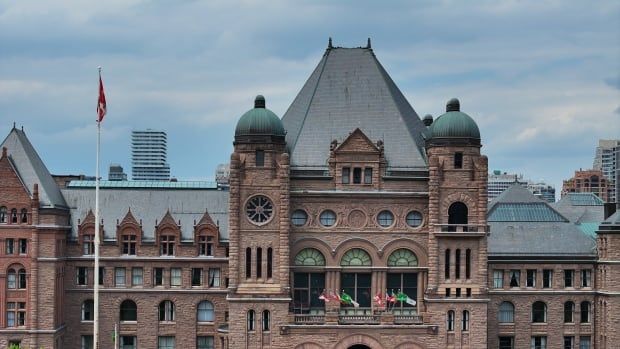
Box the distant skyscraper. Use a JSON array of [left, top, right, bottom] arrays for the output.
[[593, 139, 619, 203], [131, 129, 171, 180], [488, 170, 556, 203], [108, 163, 127, 181], [215, 163, 230, 190], [562, 169, 609, 202]]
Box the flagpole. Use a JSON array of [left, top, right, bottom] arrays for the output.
[[93, 66, 102, 349]]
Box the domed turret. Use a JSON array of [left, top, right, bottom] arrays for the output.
[[427, 98, 481, 147], [234, 95, 285, 144]]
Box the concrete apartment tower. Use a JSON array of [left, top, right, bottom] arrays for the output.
[[131, 129, 171, 180]]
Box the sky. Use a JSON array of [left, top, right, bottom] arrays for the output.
[[0, 0, 619, 194]]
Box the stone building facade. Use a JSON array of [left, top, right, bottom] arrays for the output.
[[0, 42, 618, 349]]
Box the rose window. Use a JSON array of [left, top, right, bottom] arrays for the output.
[[246, 195, 274, 224]]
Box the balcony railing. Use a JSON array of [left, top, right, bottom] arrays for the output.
[[435, 224, 488, 233], [294, 314, 325, 324], [339, 308, 380, 325], [394, 314, 424, 324]]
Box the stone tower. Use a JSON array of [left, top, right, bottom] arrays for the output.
[[228, 95, 291, 348], [596, 210, 620, 349], [425, 98, 489, 348]]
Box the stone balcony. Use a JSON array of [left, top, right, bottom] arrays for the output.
[[291, 308, 424, 326]]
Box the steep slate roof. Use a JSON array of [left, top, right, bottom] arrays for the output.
[[487, 184, 595, 257], [61, 187, 229, 241], [0, 127, 67, 208], [281, 46, 428, 171]]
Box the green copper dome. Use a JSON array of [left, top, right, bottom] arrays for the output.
[[234, 95, 285, 138], [430, 98, 480, 139]]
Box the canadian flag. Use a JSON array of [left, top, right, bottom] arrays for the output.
[[97, 73, 107, 122]]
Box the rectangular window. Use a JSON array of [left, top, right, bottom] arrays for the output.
[[455, 288, 461, 298], [531, 336, 547, 349], [564, 270, 574, 287], [455, 249, 461, 279], [120, 336, 137, 349], [122, 235, 136, 255], [509, 270, 520, 287], [6, 302, 15, 327], [6, 238, 14, 254], [17, 303, 26, 326], [199, 236, 214, 256], [115, 267, 126, 287], [454, 152, 463, 169], [192, 268, 203, 286], [81, 335, 94, 349], [581, 269, 591, 287], [543, 269, 553, 288], [564, 336, 574, 349], [83, 235, 94, 255], [341, 273, 371, 307], [154, 268, 164, 286], [466, 288, 471, 297], [364, 168, 372, 184], [209, 268, 221, 287], [387, 273, 418, 308], [465, 249, 471, 279], [579, 336, 591, 349], [160, 235, 175, 256], [527, 269, 536, 288], [99, 267, 105, 285], [499, 337, 514, 349], [353, 167, 362, 184], [445, 288, 451, 297], [132, 267, 143, 286], [493, 270, 504, 288], [197, 336, 214, 349], [255, 150, 265, 167], [77, 267, 88, 285], [342, 167, 350, 184], [170, 268, 182, 286], [158, 336, 175, 349], [292, 272, 326, 311]]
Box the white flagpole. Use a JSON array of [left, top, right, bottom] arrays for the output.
[[93, 66, 102, 349]]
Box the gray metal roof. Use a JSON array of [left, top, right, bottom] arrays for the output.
[[1, 128, 67, 208], [61, 187, 229, 241], [68, 180, 217, 189], [552, 193, 605, 224], [488, 222, 596, 256], [281, 47, 429, 171], [488, 184, 568, 222]]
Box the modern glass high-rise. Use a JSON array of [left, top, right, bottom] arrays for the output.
[[131, 129, 170, 180], [593, 139, 619, 203]]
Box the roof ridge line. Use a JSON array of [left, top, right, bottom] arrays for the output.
[[287, 49, 332, 153]]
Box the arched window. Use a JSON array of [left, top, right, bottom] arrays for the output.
[[447, 310, 455, 331], [119, 300, 137, 321], [159, 300, 175, 322], [340, 248, 372, 266], [246, 248, 252, 279], [20, 209, 27, 224], [498, 302, 514, 323], [247, 310, 255, 331], [82, 300, 94, 321], [462, 310, 469, 331], [294, 248, 326, 266], [197, 301, 214, 322], [262, 310, 270, 331], [448, 202, 468, 231], [18, 269, 26, 289], [387, 249, 418, 267], [256, 247, 263, 278], [10, 208, 18, 223], [580, 301, 591, 323], [532, 301, 547, 323], [564, 301, 574, 323], [267, 247, 273, 278], [7, 269, 16, 289], [0, 206, 7, 223], [444, 249, 451, 279]]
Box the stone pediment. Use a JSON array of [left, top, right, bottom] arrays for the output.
[[334, 128, 381, 154]]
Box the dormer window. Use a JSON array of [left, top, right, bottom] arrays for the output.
[[160, 235, 175, 256], [11, 209, 17, 223], [199, 235, 214, 256], [256, 150, 265, 167], [454, 152, 463, 169], [342, 167, 350, 184], [20, 209, 28, 224], [364, 168, 372, 184], [0, 206, 6, 223], [122, 234, 137, 255]]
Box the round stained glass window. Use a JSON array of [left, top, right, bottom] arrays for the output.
[[291, 209, 308, 227], [245, 195, 274, 225], [406, 211, 423, 228], [377, 210, 394, 227], [319, 210, 337, 227]]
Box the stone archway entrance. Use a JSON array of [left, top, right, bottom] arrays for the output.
[[348, 346, 372, 349]]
